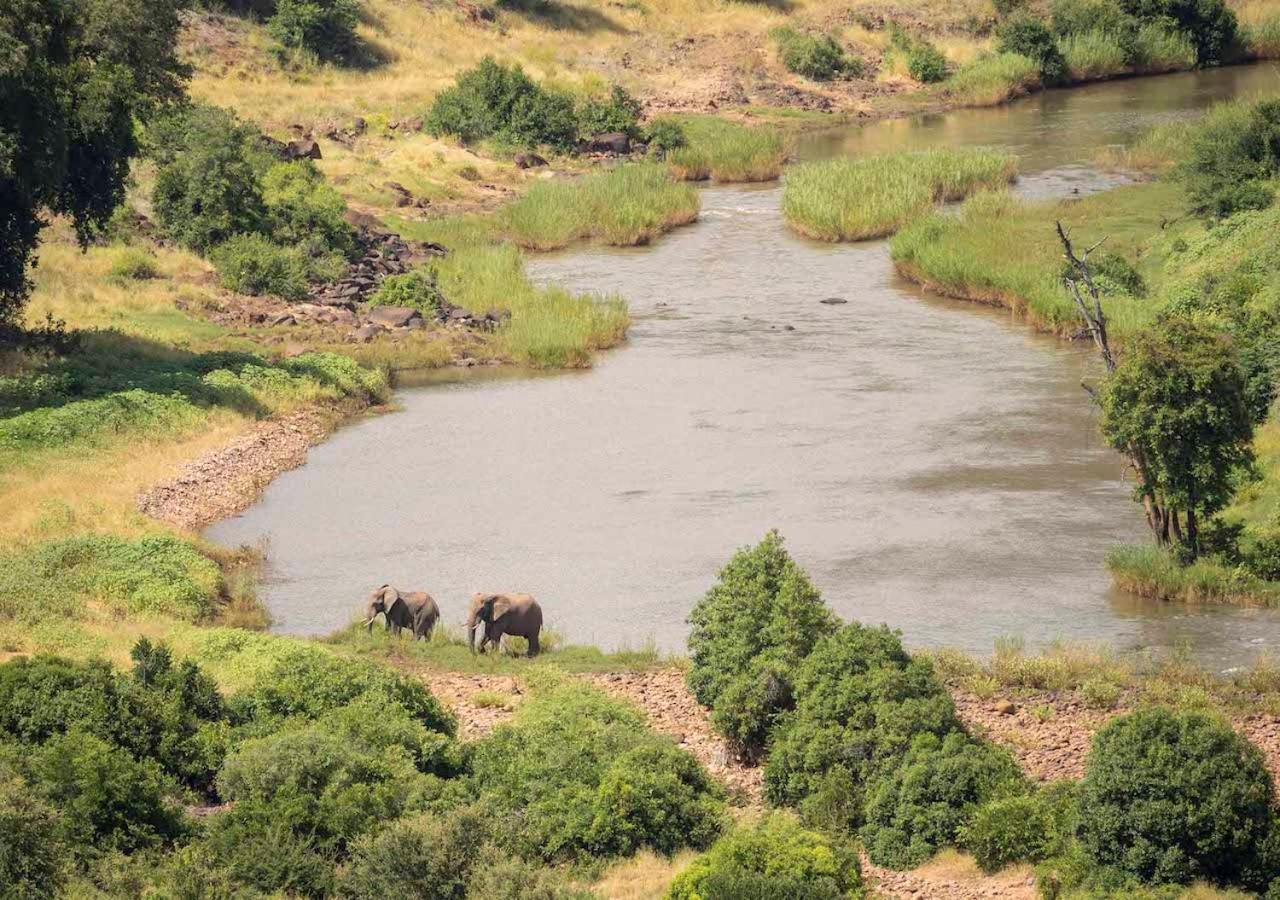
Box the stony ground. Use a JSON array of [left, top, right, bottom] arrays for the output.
[[419, 666, 1280, 900]]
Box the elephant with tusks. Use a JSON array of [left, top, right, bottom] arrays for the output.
[[363, 585, 440, 641], [467, 592, 542, 656]]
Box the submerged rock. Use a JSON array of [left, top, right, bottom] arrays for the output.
[[820, 297, 848, 305]]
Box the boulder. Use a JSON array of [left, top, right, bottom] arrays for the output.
[[588, 132, 630, 154], [385, 181, 414, 207], [390, 116, 424, 132], [366, 306, 422, 328], [267, 312, 296, 327], [352, 116, 366, 134], [285, 139, 322, 161], [514, 152, 548, 169], [820, 297, 848, 305], [330, 308, 358, 326], [353, 323, 385, 343]]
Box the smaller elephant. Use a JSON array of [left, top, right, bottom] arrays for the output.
[[363, 585, 440, 641], [467, 592, 543, 656]]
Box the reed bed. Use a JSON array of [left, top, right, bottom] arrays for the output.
[[499, 163, 699, 251], [667, 118, 788, 183], [946, 52, 1041, 107], [1059, 30, 1129, 82], [781, 148, 1018, 242]]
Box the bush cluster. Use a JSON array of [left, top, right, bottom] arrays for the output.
[[268, 0, 361, 64], [666, 813, 864, 900], [771, 27, 864, 81], [1178, 99, 1280, 218], [368, 269, 446, 316], [888, 26, 948, 84], [997, 14, 1068, 84], [147, 103, 356, 297], [686, 531, 837, 760], [425, 57, 642, 150], [1047, 0, 1236, 76], [963, 782, 1078, 873]]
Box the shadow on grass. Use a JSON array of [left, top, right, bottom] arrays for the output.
[[495, 0, 630, 35]]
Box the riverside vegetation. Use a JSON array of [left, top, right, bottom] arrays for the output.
[[891, 94, 1280, 606]]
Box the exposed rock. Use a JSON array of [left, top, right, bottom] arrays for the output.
[[996, 700, 1017, 716], [514, 152, 548, 169], [390, 116, 424, 132], [351, 116, 366, 134], [588, 132, 630, 154], [385, 181, 414, 207], [820, 297, 848, 305], [267, 312, 295, 327], [366, 306, 422, 328], [285, 139, 322, 161], [353, 323, 385, 342]]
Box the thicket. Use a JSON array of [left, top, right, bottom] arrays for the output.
[[997, 14, 1068, 84], [962, 782, 1078, 873], [666, 813, 864, 900], [269, 0, 361, 64], [887, 26, 948, 84], [771, 27, 863, 81], [147, 103, 357, 297], [368, 269, 447, 316], [1177, 99, 1280, 218], [425, 58, 642, 150]]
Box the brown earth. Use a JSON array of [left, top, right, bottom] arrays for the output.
[[419, 666, 1280, 899]]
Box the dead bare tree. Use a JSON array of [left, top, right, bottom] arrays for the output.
[[1056, 221, 1173, 546]]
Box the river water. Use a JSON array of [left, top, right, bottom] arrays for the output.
[[209, 65, 1280, 669]]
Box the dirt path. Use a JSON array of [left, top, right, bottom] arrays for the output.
[[420, 667, 1280, 899]]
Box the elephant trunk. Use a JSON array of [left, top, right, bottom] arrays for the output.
[[364, 604, 379, 634]]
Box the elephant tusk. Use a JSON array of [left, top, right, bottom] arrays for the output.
[[363, 616, 376, 627]]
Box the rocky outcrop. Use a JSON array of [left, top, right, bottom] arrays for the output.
[[285, 139, 322, 160], [587, 132, 631, 154]]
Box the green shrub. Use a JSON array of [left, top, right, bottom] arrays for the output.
[[763, 624, 958, 813], [268, 0, 361, 63], [666, 813, 863, 900], [0, 773, 66, 897], [367, 269, 446, 316], [1123, 0, 1237, 65], [963, 782, 1078, 873], [425, 57, 578, 150], [149, 105, 270, 253], [1176, 99, 1280, 217], [947, 52, 1042, 106], [334, 807, 488, 899], [470, 684, 724, 863], [464, 848, 600, 899], [861, 731, 1026, 870], [262, 160, 358, 263], [1051, 0, 1134, 36], [686, 531, 836, 760], [908, 42, 948, 82], [211, 233, 312, 300], [108, 247, 160, 281], [1092, 251, 1147, 296], [1077, 706, 1277, 888], [576, 84, 642, 139], [994, 0, 1026, 15], [645, 119, 687, 155], [1243, 526, 1280, 580], [997, 14, 1068, 83], [204, 810, 337, 897], [771, 27, 862, 81], [31, 730, 185, 856]]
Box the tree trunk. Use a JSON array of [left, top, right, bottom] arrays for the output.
[[1186, 506, 1199, 559], [1169, 507, 1184, 547]]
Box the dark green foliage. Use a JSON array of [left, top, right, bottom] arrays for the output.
[[0, 0, 188, 326], [771, 28, 863, 81], [149, 105, 271, 253], [1120, 0, 1237, 64], [210, 234, 312, 300], [335, 807, 488, 900], [1092, 252, 1147, 297], [1098, 316, 1255, 556], [645, 119, 687, 155], [997, 14, 1067, 83], [963, 782, 1078, 873], [31, 731, 185, 856], [763, 623, 957, 813], [576, 85, 643, 139], [469, 684, 724, 863], [666, 814, 863, 900], [1077, 706, 1277, 888], [262, 161, 358, 263], [0, 645, 229, 791], [268, 0, 361, 63], [861, 731, 1026, 870], [425, 57, 579, 150], [708, 654, 794, 762], [1243, 526, 1280, 580], [204, 812, 337, 897], [1179, 100, 1280, 218], [368, 269, 446, 316], [907, 43, 948, 83], [0, 773, 66, 898]]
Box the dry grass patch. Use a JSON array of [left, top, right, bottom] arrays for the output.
[[592, 850, 697, 900]]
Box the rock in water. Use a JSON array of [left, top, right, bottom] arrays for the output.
[[820, 297, 848, 305]]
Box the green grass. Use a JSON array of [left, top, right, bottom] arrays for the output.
[[782, 148, 1017, 242], [1130, 21, 1196, 71], [499, 163, 700, 251], [1106, 544, 1280, 607], [667, 117, 788, 183], [1058, 30, 1128, 82], [946, 52, 1041, 108]]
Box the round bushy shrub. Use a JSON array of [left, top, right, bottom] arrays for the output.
[[576, 84, 643, 139], [763, 623, 957, 813], [666, 813, 863, 900], [645, 119, 687, 155], [963, 781, 1078, 873], [997, 14, 1067, 84], [425, 57, 579, 150], [335, 807, 488, 900], [268, 0, 361, 63], [368, 269, 446, 316], [262, 161, 358, 263], [908, 43, 948, 83], [0, 773, 65, 897], [211, 234, 311, 300], [861, 731, 1026, 870], [1077, 706, 1277, 888]]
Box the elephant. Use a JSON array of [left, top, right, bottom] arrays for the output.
[[467, 592, 543, 656], [363, 585, 440, 641]]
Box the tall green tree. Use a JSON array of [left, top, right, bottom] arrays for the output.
[[1098, 316, 1255, 557], [0, 0, 189, 328]]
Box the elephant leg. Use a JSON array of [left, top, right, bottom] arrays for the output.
[[528, 631, 539, 657]]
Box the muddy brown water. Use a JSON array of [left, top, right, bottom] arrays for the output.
[[209, 65, 1280, 669]]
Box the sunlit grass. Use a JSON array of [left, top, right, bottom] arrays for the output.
[[946, 52, 1041, 107], [667, 117, 788, 183], [1059, 30, 1128, 82], [1107, 544, 1280, 607], [782, 148, 1017, 242]]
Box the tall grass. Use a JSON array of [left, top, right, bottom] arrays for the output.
[[782, 148, 1017, 242], [1130, 22, 1196, 71], [947, 52, 1041, 107], [667, 118, 787, 183], [1107, 544, 1280, 607], [1059, 30, 1128, 82], [1097, 117, 1196, 172], [499, 163, 699, 251], [1236, 0, 1280, 58]]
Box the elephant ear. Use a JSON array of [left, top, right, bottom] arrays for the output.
[[381, 586, 400, 606], [490, 594, 513, 621]]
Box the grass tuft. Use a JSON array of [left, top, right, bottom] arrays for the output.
[[667, 117, 787, 183], [1106, 544, 1280, 607], [782, 148, 1017, 242], [946, 52, 1041, 107]]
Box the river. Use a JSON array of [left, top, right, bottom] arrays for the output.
[[209, 64, 1280, 669]]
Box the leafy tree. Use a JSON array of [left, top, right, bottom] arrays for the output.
[[268, 0, 361, 63], [0, 772, 66, 897], [0, 0, 188, 327], [1178, 99, 1280, 218], [996, 14, 1066, 84], [1098, 316, 1255, 557], [576, 84, 643, 139], [1120, 0, 1237, 65]]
